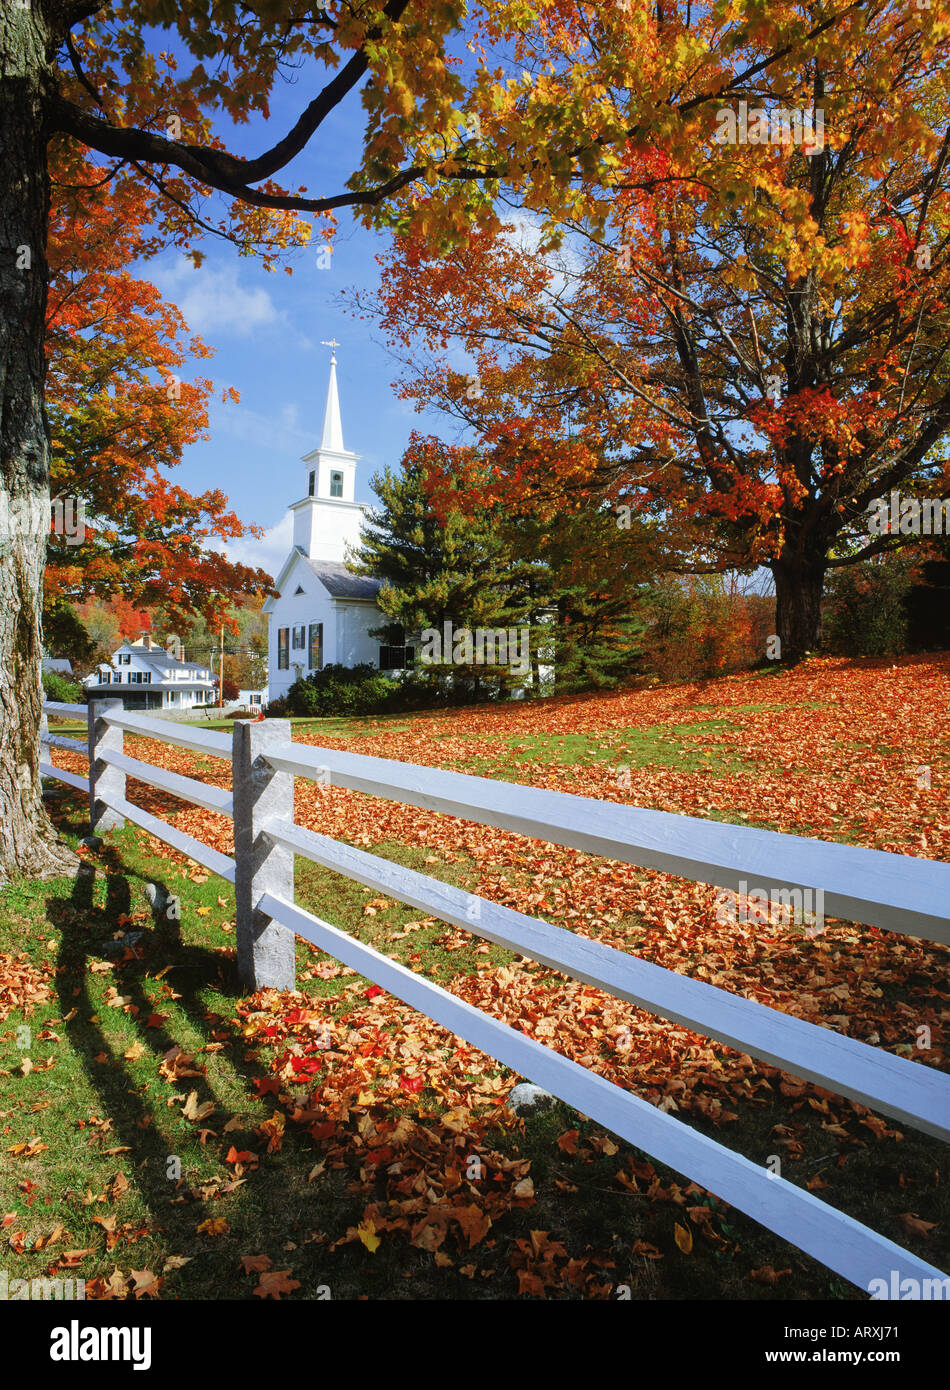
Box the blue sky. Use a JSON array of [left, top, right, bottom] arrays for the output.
[[139, 51, 443, 584]]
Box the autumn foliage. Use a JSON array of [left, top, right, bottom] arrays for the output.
[[43, 147, 274, 630]]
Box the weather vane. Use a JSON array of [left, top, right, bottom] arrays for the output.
[[320, 337, 340, 360]]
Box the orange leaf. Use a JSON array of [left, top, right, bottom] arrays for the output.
[[254, 1269, 301, 1299]]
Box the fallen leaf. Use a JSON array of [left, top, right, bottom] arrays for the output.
[[673, 1222, 693, 1254], [254, 1269, 300, 1299], [357, 1221, 381, 1253]]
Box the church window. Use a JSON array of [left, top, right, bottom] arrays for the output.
[[294, 586, 305, 595], [278, 628, 289, 669], [308, 622, 323, 670], [292, 624, 306, 650], [330, 471, 343, 498], [308, 471, 315, 497]]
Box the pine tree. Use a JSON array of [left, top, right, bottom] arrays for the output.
[[349, 442, 535, 700], [508, 503, 656, 693]]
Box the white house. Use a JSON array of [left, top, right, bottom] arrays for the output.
[[264, 350, 406, 703], [83, 636, 215, 711]]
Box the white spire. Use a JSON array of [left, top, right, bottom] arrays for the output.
[[319, 340, 344, 453]]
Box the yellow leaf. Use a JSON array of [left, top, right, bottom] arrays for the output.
[[197, 1217, 229, 1237], [674, 1222, 693, 1254], [357, 1221, 381, 1253]]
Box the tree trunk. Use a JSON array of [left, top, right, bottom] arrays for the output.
[[0, 6, 77, 881], [771, 550, 827, 662]]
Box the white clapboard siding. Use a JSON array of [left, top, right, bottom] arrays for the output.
[[46, 733, 89, 757], [98, 748, 233, 818], [259, 889, 948, 1295], [40, 759, 88, 794], [43, 701, 89, 719], [265, 741, 950, 944], [264, 817, 950, 1143], [98, 707, 232, 760], [100, 792, 236, 883]]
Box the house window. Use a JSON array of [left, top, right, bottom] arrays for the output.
[[330, 471, 343, 498], [308, 470, 316, 497], [117, 653, 130, 665], [101, 671, 110, 684], [292, 624, 306, 650], [278, 628, 289, 670], [308, 622, 323, 670], [167, 689, 178, 704], [379, 645, 414, 671]]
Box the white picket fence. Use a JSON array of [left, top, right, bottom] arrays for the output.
[[39, 697, 950, 1296]]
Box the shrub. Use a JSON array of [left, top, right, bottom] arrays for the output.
[[640, 576, 759, 681], [822, 556, 912, 656], [42, 669, 84, 704], [285, 664, 401, 717]]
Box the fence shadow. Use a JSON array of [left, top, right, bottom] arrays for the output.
[[41, 834, 355, 1296]]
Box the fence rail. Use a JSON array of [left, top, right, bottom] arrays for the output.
[[38, 697, 950, 1296]]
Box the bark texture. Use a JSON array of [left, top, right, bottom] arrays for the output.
[[772, 549, 826, 662], [0, 4, 77, 881]]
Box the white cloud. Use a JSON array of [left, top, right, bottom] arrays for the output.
[[500, 210, 584, 298], [209, 397, 314, 456], [147, 258, 281, 337], [212, 511, 293, 584]]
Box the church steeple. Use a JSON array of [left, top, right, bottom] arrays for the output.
[[290, 342, 364, 563], [320, 344, 345, 453]]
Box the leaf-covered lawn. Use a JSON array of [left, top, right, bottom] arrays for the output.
[[4, 653, 947, 1299]]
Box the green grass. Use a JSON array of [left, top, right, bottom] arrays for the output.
[[442, 719, 761, 779], [2, 780, 947, 1300]]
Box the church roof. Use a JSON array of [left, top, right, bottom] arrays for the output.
[[303, 555, 381, 599]]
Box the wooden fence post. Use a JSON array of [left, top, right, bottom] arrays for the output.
[[87, 698, 125, 833], [233, 718, 295, 991]]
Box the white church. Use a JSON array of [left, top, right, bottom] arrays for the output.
[[263, 348, 407, 703]]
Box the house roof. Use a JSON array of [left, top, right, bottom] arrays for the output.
[[302, 556, 381, 600], [115, 645, 211, 676]]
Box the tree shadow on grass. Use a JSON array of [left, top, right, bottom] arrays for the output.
[[41, 827, 366, 1300]]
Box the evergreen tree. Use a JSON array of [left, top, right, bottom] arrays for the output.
[[504, 502, 657, 694], [349, 441, 536, 700]]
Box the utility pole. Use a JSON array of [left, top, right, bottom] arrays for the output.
[[219, 625, 225, 711]]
